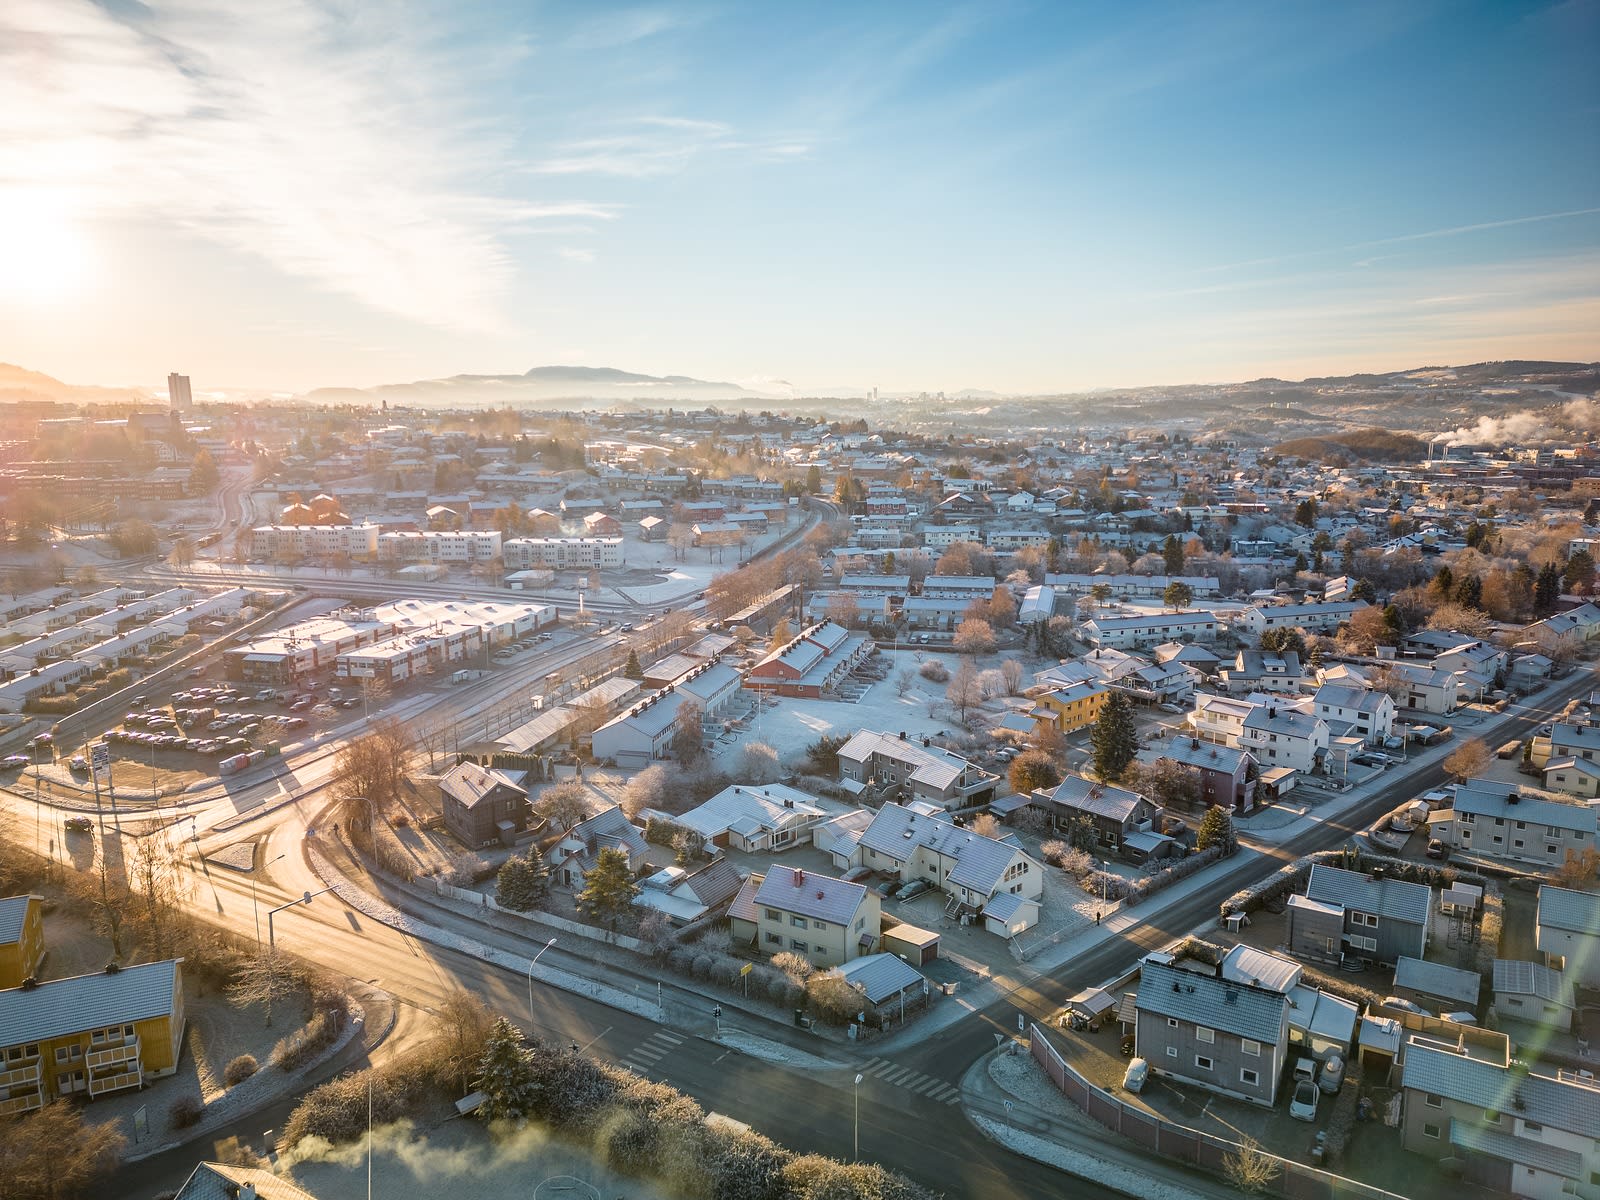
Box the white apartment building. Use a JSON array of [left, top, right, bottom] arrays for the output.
[[377, 529, 503, 564], [503, 537, 624, 570], [251, 524, 379, 560]]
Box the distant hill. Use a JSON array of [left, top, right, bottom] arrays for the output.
[[1269, 427, 1428, 463], [305, 365, 766, 409], [0, 362, 140, 406]]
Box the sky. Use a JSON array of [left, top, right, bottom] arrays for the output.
[[1, 0, 1597, 398]]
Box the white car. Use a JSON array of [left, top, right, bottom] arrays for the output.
[[1289, 1077, 1319, 1122]]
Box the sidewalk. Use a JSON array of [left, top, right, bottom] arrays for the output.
[[963, 1046, 1242, 1200]]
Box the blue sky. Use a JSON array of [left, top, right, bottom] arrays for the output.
[[1, 0, 1596, 396]]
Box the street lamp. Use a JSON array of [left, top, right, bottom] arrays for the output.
[[267, 886, 334, 949], [527, 937, 557, 1028], [853, 1073, 864, 1160], [251, 853, 286, 947]]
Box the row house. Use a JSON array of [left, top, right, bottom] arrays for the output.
[[503, 536, 624, 570], [1080, 610, 1218, 650], [1440, 781, 1597, 870], [744, 621, 874, 699], [1236, 599, 1369, 636]]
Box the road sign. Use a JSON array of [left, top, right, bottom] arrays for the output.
[[739, 963, 753, 976], [90, 742, 111, 783]]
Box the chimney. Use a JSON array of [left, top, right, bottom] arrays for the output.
[[793, 868, 804, 887], [1191, 737, 1200, 750]]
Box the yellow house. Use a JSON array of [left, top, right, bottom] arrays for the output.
[[729, 868, 881, 969], [1034, 680, 1109, 735], [0, 959, 186, 1115], [0, 895, 45, 989]]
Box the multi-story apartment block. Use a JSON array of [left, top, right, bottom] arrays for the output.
[[1080, 610, 1218, 649], [377, 529, 502, 564], [1443, 781, 1597, 869], [0, 960, 186, 1114], [729, 867, 881, 969], [503, 537, 624, 570], [1236, 599, 1369, 635], [250, 523, 379, 561]]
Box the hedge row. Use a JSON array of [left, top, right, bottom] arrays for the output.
[[1219, 847, 1488, 919], [1124, 843, 1231, 905], [507, 1037, 936, 1200]]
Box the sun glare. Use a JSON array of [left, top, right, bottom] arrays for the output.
[[0, 194, 91, 305]]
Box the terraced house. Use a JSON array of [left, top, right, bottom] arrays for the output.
[[0, 960, 186, 1113]]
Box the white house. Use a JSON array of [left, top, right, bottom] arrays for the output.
[[1240, 703, 1329, 774], [1312, 683, 1396, 745]]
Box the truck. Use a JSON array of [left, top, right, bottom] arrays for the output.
[[218, 753, 251, 776]]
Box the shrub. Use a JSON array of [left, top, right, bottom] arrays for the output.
[[918, 659, 950, 683], [1125, 843, 1229, 904], [667, 946, 697, 976], [168, 1095, 203, 1129], [711, 959, 740, 989], [691, 954, 714, 980], [771, 951, 814, 984], [1084, 870, 1130, 902], [442, 853, 492, 887], [806, 972, 865, 1026], [765, 971, 791, 1004], [284, 1065, 434, 1148], [223, 1054, 258, 1087]]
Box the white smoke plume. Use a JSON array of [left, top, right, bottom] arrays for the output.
[[1442, 395, 1600, 447]]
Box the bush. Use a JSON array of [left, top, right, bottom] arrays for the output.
[[918, 659, 950, 683], [667, 947, 697, 976], [1084, 870, 1130, 902], [691, 954, 714, 980], [1125, 843, 1229, 905], [442, 853, 492, 887], [223, 1054, 258, 1087], [168, 1095, 203, 1129], [806, 972, 865, 1026], [284, 1064, 435, 1148]]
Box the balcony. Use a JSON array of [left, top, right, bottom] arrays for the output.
[[87, 1069, 142, 1097], [85, 1039, 140, 1071], [0, 1061, 41, 1089], [0, 1089, 43, 1117]]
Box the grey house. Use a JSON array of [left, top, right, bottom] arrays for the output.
[[439, 761, 528, 849], [1393, 956, 1480, 1016], [1134, 951, 1290, 1108], [1287, 864, 1431, 968]]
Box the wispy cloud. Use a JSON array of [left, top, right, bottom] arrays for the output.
[[565, 6, 697, 51], [0, 0, 609, 331], [529, 116, 808, 178], [556, 247, 595, 263]]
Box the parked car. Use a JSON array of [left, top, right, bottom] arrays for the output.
[[1382, 996, 1431, 1017], [1, 755, 29, 769], [1318, 1053, 1345, 1094], [64, 816, 93, 833], [1157, 702, 1184, 714], [1122, 1058, 1149, 1094], [897, 880, 930, 902], [69, 755, 88, 771], [1426, 839, 1449, 860], [1289, 1077, 1319, 1122]]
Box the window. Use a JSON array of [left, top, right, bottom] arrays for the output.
[[1523, 1121, 1543, 1133], [1485, 1110, 1501, 1124], [1423, 1123, 1440, 1139], [790, 939, 808, 952], [1514, 840, 1524, 849], [765, 908, 781, 921], [1240, 1068, 1259, 1087], [1196, 1026, 1215, 1044], [1351, 935, 1377, 952], [764, 932, 782, 945], [1195, 1055, 1213, 1071], [1425, 1093, 1444, 1109], [1166, 1046, 1177, 1058], [792, 915, 807, 927], [1241, 1039, 1261, 1057], [1167, 1017, 1178, 1028], [855, 917, 865, 931]]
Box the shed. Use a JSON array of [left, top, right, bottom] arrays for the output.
[[1492, 959, 1575, 1032], [1393, 955, 1480, 1014], [1060, 987, 1117, 1031], [882, 922, 940, 966], [1285, 893, 1346, 966], [983, 892, 1041, 938], [1122, 829, 1179, 865], [1357, 1015, 1402, 1073]]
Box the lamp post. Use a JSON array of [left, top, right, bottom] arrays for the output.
[[526, 937, 557, 1029], [267, 886, 334, 950], [853, 1073, 864, 1160], [251, 853, 286, 947]]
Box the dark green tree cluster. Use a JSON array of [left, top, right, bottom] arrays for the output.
[[1091, 692, 1138, 781]]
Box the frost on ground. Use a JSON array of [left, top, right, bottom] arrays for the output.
[[969, 1114, 1209, 1200], [713, 1028, 846, 1072], [987, 1047, 1101, 1130], [205, 840, 258, 871]]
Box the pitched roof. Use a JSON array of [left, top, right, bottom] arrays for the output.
[[1401, 1037, 1600, 1139], [0, 895, 38, 944], [1537, 885, 1600, 935], [1448, 1121, 1583, 1179], [1135, 956, 1288, 1045], [1156, 736, 1252, 774], [1043, 775, 1146, 822], [1220, 944, 1301, 994], [677, 784, 826, 841], [438, 761, 523, 809], [0, 960, 180, 1045], [683, 859, 745, 909], [753, 868, 869, 926], [1305, 864, 1431, 926], [838, 730, 974, 793], [835, 953, 927, 1004], [856, 803, 1031, 894], [1493, 959, 1571, 1007], [1453, 782, 1598, 834], [1394, 955, 1480, 1006], [176, 1162, 323, 1200]]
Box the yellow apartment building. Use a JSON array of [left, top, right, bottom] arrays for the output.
[[0, 895, 45, 989], [0, 959, 185, 1114], [1034, 679, 1110, 734]]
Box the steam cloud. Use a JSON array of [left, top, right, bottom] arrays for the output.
[[1440, 397, 1600, 446]]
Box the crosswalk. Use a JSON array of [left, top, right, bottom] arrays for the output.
[[855, 1056, 962, 1105], [618, 1029, 684, 1076]]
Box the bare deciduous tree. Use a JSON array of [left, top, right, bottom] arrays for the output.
[[536, 781, 590, 831], [229, 949, 303, 1027], [1222, 1136, 1282, 1195], [127, 831, 191, 960]]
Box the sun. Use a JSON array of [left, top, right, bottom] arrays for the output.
[[0, 193, 91, 305]]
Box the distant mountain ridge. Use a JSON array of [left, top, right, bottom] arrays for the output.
[[305, 364, 767, 408]]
